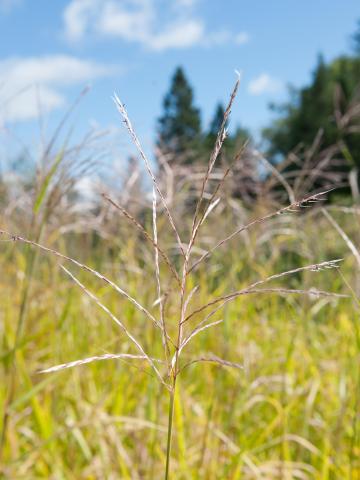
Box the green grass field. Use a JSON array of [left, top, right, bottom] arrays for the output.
[[1, 197, 359, 478]]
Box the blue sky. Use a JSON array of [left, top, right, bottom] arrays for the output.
[[0, 0, 359, 163]]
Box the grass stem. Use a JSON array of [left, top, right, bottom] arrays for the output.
[[165, 386, 176, 480]]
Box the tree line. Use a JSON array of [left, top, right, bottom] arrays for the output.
[[156, 21, 360, 196]]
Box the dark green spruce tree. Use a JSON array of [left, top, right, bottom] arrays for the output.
[[205, 102, 250, 159], [207, 103, 226, 141], [157, 67, 201, 165], [352, 19, 360, 55], [204, 102, 227, 159]]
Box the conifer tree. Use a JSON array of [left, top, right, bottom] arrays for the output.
[[206, 102, 249, 158], [157, 67, 201, 164], [352, 19, 360, 55], [203, 103, 226, 156], [208, 103, 226, 138]]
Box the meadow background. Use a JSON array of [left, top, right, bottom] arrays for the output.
[[1, 2, 360, 479]]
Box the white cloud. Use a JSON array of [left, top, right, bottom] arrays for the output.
[[148, 20, 204, 50], [97, 0, 153, 43], [1, 86, 64, 122], [248, 73, 283, 96], [63, 0, 96, 41], [0, 55, 110, 122], [0, 55, 108, 87], [63, 0, 249, 50]]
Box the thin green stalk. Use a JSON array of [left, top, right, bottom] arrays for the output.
[[0, 221, 44, 461], [164, 235, 190, 478], [0, 247, 35, 460], [165, 386, 176, 480]]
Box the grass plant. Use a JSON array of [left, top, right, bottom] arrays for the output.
[[0, 78, 359, 478]]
